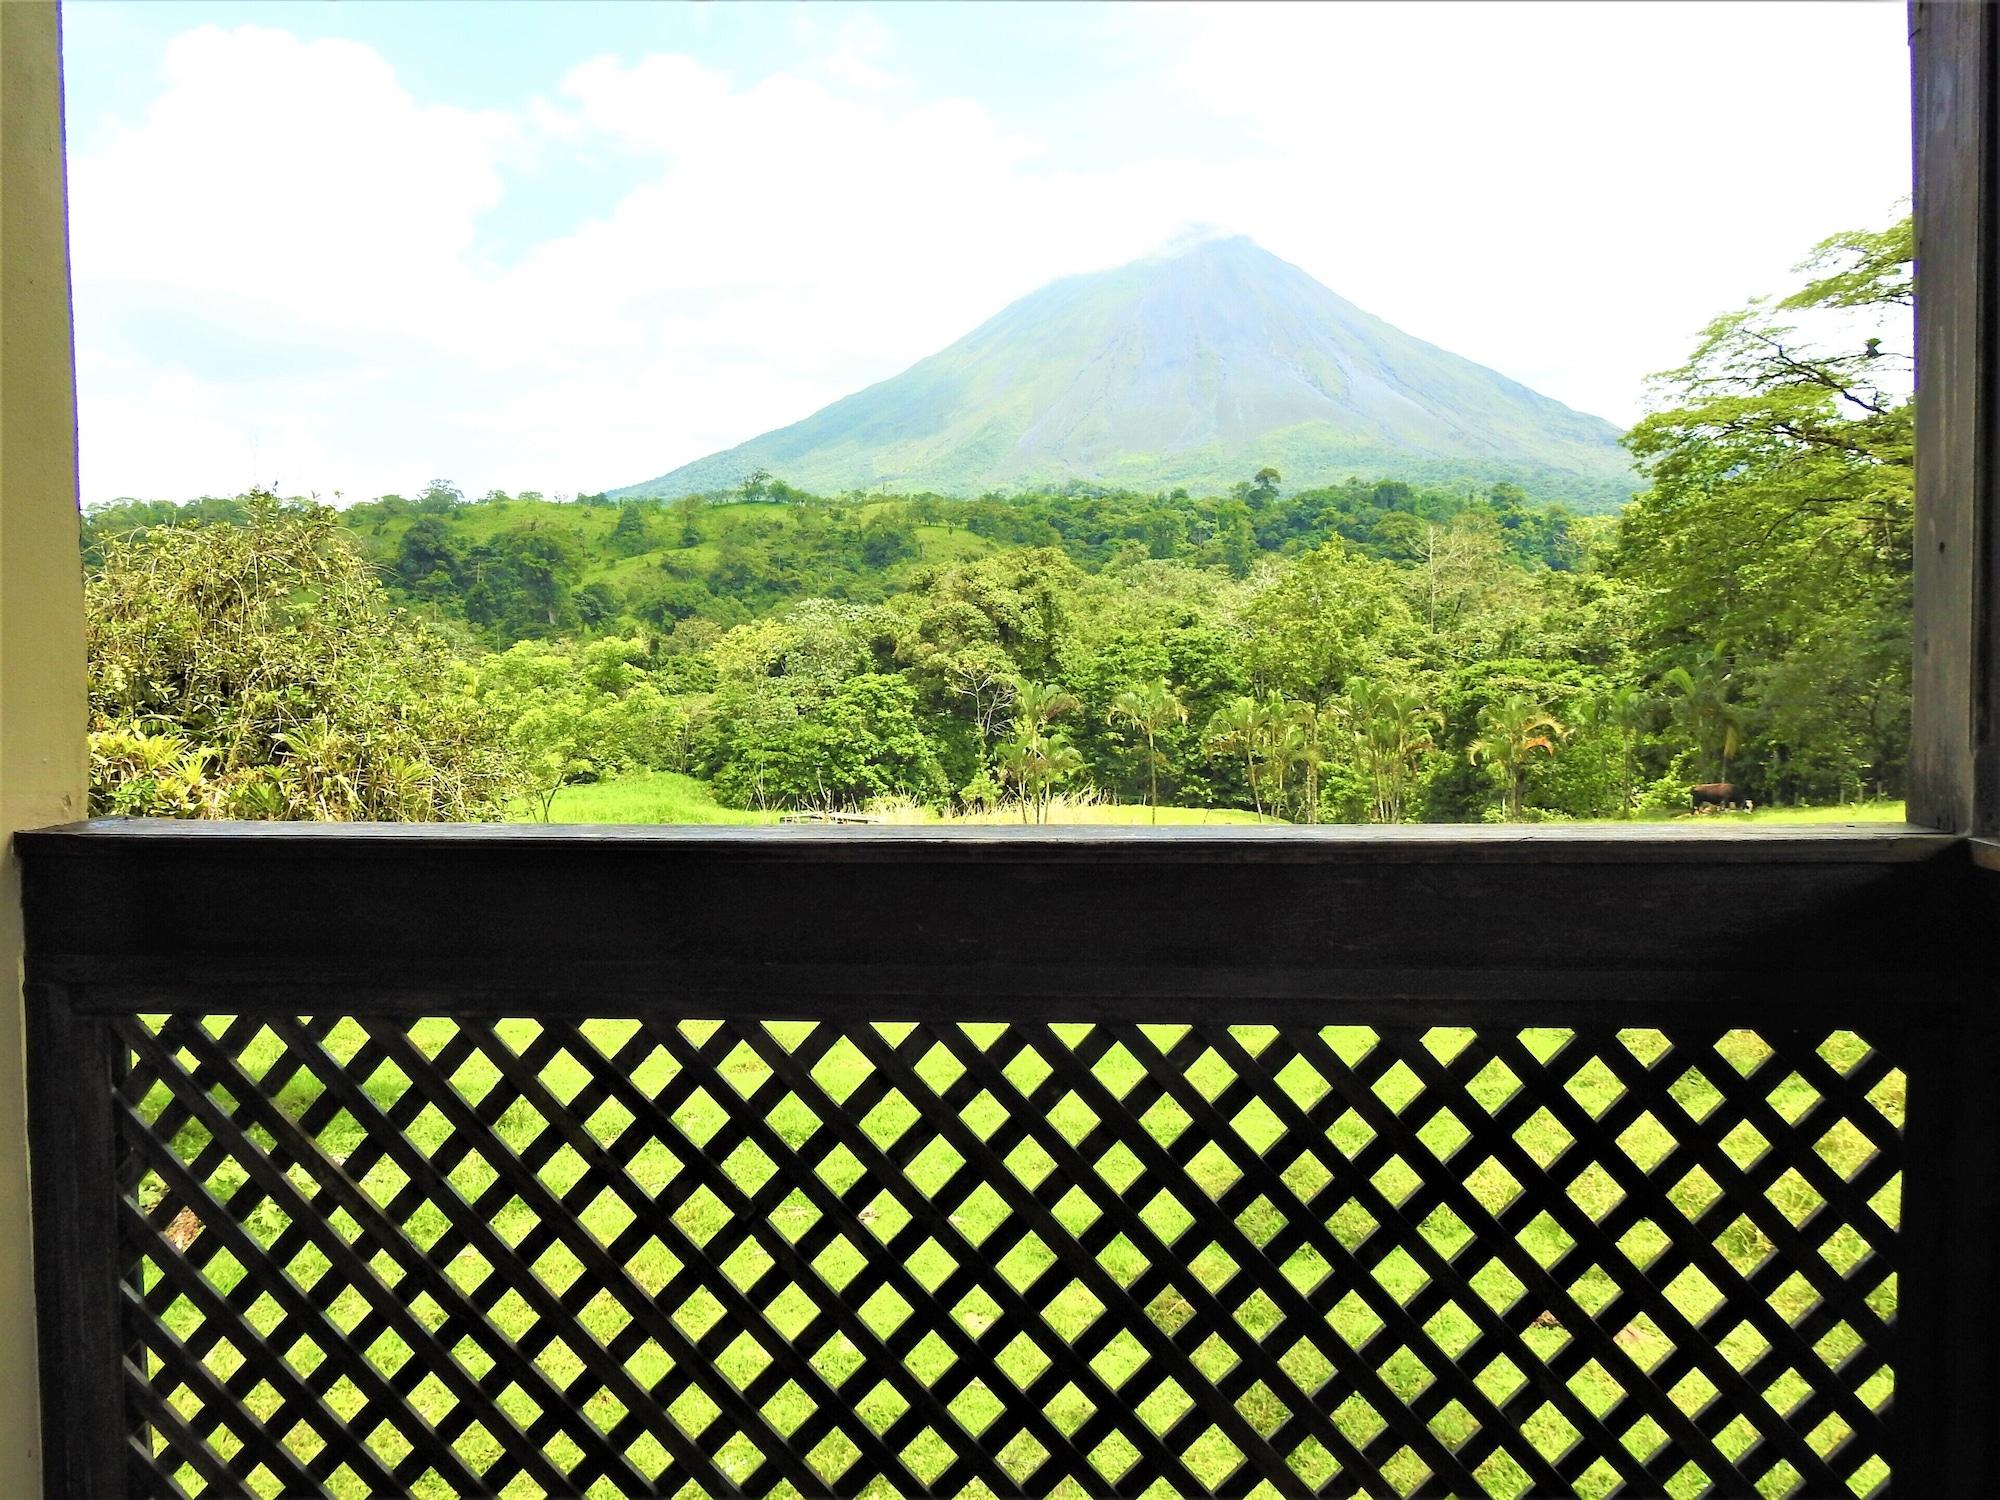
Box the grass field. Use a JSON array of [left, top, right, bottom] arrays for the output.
[[134, 1017, 1899, 1499], [1712, 801, 1905, 825], [518, 772, 781, 826], [517, 777, 1275, 828], [524, 777, 1909, 833]]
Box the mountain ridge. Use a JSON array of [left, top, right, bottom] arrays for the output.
[[614, 236, 1637, 510]]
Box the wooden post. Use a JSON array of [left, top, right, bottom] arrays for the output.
[[24, 986, 128, 1496], [2, 3, 89, 1493], [1910, 0, 2000, 835]]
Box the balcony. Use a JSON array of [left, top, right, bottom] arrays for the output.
[[17, 820, 1998, 1497], [9, 3, 2000, 1496]]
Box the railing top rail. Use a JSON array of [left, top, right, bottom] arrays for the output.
[[17, 819, 1982, 1015], [15, 817, 1959, 866]]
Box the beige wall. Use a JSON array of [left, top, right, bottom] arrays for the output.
[[1, 1, 87, 1492]]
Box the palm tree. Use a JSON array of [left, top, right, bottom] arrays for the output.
[[1467, 695, 1564, 821], [1110, 679, 1186, 823], [1603, 684, 1654, 814], [994, 680, 1083, 822], [1281, 699, 1332, 825], [995, 734, 1085, 823], [1345, 681, 1441, 824], [1205, 695, 1275, 818], [1661, 649, 1744, 783], [1012, 680, 1080, 743]]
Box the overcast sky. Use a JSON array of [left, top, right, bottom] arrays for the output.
[[62, 0, 1912, 506]]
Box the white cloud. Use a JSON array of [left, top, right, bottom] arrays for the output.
[[67, 6, 1913, 505], [1128, 1, 1913, 420]]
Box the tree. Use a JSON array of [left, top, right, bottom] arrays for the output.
[[1205, 695, 1275, 818], [674, 494, 704, 546], [608, 504, 657, 556], [1345, 680, 1441, 824], [1661, 650, 1744, 783], [995, 733, 1085, 824], [1618, 212, 1911, 802], [1602, 683, 1654, 814], [86, 494, 520, 819], [1468, 696, 1564, 821], [1110, 679, 1187, 822], [996, 679, 1083, 822]]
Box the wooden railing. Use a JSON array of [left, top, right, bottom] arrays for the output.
[[17, 821, 1999, 1497]]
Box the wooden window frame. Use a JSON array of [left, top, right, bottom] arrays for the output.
[[11, 5, 2000, 1494]]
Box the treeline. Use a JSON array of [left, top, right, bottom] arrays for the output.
[[84, 473, 1589, 652], [80, 214, 1913, 822]]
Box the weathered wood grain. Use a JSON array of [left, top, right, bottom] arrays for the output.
[[1911, 0, 2000, 834]]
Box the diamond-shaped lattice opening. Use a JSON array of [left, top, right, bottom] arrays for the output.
[[1372, 1059, 1425, 1114], [1513, 1107, 1573, 1170], [996, 1232, 1054, 1292], [951, 1180, 1011, 1246], [1331, 1289, 1385, 1350], [904, 1136, 966, 1198], [1721, 1119, 1772, 1171], [1186, 1047, 1237, 1102], [1417, 1107, 1471, 1161], [1275, 1056, 1331, 1113], [858, 1284, 915, 1340], [1186, 1140, 1244, 1201], [1718, 1030, 1775, 1077], [900, 1426, 957, 1487], [995, 1332, 1051, 1390], [1372, 1153, 1422, 1206], [1564, 1055, 1625, 1118], [719, 1039, 773, 1098], [1232, 1096, 1287, 1155], [1136, 1376, 1193, 1435], [1233, 1286, 1284, 1342], [1046, 1380, 1095, 1436], [852, 1377, 908, 1438], [1816, 1118, 1877, 1181], [948, 1378, 1004, 1437], [906, 1236, 959, 1294], [810, 1037, 872, 1104], [1041, 1279, 1106, 1343]]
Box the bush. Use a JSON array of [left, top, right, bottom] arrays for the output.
[[87, 494, 520, 819]]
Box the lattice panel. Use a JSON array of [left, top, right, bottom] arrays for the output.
[[113, 1015, 1903, 1499]]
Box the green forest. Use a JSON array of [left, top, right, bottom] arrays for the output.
[[80, 217, 1912, 826]]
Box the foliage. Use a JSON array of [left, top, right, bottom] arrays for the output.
[[86, 496, 520, 819], [1615, 212, 1912, 805]]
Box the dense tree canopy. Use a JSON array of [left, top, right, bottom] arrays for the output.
[[87, 497, 519, 819]]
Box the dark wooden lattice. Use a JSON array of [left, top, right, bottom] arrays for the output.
[[114, 1014, 1901, 1499]]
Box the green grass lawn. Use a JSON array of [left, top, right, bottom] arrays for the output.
[[516, 772, 780, 826], [516, 777, 1277, 828], [1717, 800, 1905, 825], [133, 1017, 1899, 1500], [526, 775, 1911, 833]]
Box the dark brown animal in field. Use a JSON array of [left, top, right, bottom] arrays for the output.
[[1690, 782, 1738, 811]]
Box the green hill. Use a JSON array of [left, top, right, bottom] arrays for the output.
[[614, 234, 1637, 511]]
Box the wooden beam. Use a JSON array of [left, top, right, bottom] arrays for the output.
[[16, 823, 1973, 1013]]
